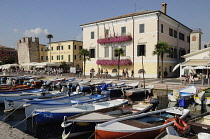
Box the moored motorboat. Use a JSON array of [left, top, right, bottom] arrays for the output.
[[24, 94, 108, 118], [194, 87, 210, 105], [95, 107, 190, 139], [33, 99, 128, 125], [61, 102, 153, 139], [4, 90, 76, 112], [168, 86, 197, 102], [187, 112, 210, 134], [125, 85, 154, 101]]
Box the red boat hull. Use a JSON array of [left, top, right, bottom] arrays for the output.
[[95, 129, 161, 139]]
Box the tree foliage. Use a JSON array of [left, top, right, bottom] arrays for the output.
[[153, 41, 172, 82], [114, 48, 124, 80], [78, 48, 91, 77]]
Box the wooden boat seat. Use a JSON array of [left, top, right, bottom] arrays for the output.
[[148, 114, 168, 120], [121, 120, 154, 128]]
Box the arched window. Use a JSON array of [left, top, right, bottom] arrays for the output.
[[138, 69, 145, 73], [112, 69, 117, 73]]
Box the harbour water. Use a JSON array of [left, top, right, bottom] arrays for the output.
[[0, 90, 209, 139]]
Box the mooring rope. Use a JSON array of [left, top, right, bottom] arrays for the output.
[[3, 101, 27, 121], [116, 131, 138, 139], [11, 109, 36, 128], [88, 132, 96, 139]]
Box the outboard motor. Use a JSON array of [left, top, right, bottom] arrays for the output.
[[150, 98, 159, 111]]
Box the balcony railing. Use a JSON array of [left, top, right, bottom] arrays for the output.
[[98, 56, 131, 60]]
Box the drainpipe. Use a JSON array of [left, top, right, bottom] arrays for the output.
[[73, 41, 74, 67], [132, 16, 135, 71], [96, 23, 99, 69], [176, 24, 180, 77], [176, 24, 180, 64], [157, 12, 161, 78]]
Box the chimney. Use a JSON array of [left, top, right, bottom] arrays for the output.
[[162, 2, 167, 14]]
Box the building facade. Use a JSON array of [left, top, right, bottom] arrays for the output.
[[39, 44, 48, 63], [17, 37, 40, 64], [80, 3, 192, 78], [0, 45, 18, 63], [49, 40, 83, 68]]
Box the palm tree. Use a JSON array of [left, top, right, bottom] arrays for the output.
[[114, 48, 124, 80], [153, 41, 172, 83], [46, 34, 53, 62], [78, 48, 90, 78]]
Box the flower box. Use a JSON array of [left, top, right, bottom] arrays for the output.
[[96, 59, 132, 66], [97, 36, 132, 44]]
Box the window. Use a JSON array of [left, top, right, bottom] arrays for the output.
[[79, 46, 83, 50], [105, 29, 109, 38], [174, 48, 177, 58], [91, 31, 94, 39], [169, 48, 174, 58], [41, 47, 43, 51], [121, 27, 126, 36], [68, 45, 71, 49], [46, 56, 48, 60], [51, 56, 53, 60], [169, 28, 173, 37], [41, 56, 43, 60], [161, 24, 164, 33], [174, 30, 177, 38], [61, 46, 63, 50], [74, 45, 76, 50], [139, 24, 145, 33], [2, 51, 4, 54], [187, 36, 190, 43], [179, 32, 185, 41], [51, 47, 53, 51], [105, 47, 109, 57], [169, 66, 172, 72], [57, 55, 60, 60], [89, 49, 95, 58], [137, 45, 146, 56], [74, 55, 76, 60], [112, 46, 118, 57], [179, 49, 186, 58], [68, 55, 71, 62], [8, 52, 10, 54], [57, 46, 60, 50], [121, 46, 126, 56], [61, 55, 63, 60]]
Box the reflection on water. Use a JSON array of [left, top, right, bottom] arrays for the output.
[[0, 90, 209, 139]]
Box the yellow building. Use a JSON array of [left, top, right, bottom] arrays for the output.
[[39, 44, 48, 62], [48, 40, 83, 69], [80, 3, 192, 78]]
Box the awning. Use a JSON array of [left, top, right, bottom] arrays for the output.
[[183, 66, 194, 69], [181, 59, 210, 66], [172, 64, 180, 72], [194, 66, 206, 69]]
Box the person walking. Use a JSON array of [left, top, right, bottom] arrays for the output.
[[125, 69, 129, 78], [131, 70, 134, 78]]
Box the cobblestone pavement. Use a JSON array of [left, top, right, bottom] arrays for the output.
[[0, 121, 37, 139]]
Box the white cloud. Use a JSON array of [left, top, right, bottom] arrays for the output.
[[13, 29, 19, 33], [24, 28, 49, 36]]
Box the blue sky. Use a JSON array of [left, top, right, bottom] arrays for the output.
[[0, 0, 209, 49]]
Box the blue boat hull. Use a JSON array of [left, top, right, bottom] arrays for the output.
[[34, 111, 82, 125]]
